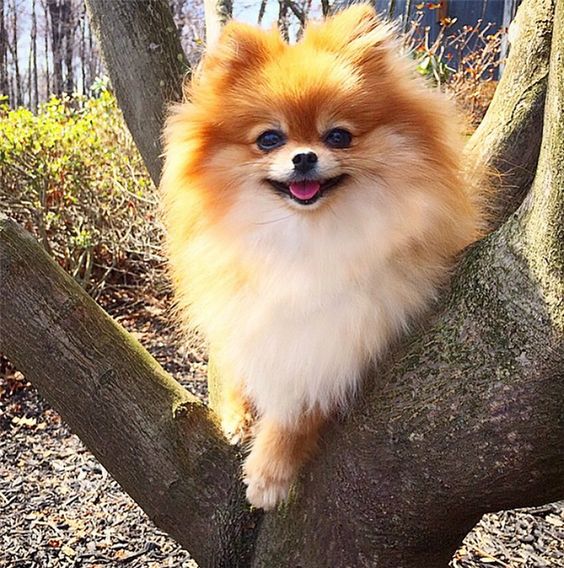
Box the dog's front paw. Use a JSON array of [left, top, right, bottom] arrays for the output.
[[243, 454, 292, 510], [243, 470, 291, 511]]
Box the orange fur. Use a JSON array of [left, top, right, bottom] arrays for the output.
[[161, 5, 484, 509], [243, 410, 324, 510]]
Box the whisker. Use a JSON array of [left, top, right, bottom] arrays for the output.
[[254, 214, 293, 226], [327, 202, 342, 221]]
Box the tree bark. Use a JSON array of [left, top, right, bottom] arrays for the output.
[[42, 0, 51, 98], [1, 0, 563, 566], [0, 0, 9, 101], [47, 0, 65, 95], [465, 0, 555, 229], [85, 0, 189, 186], [31, 0, 39, 110], [0, 212, 261, 568], [62, 0, 75, 95], [8, 0, 22, 106]]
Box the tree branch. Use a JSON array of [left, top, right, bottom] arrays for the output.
[[85, 0, 189, 186], [0, 214, 260, 568], [285, 0, 306, 26], [516, 0, 564, 334], [466, 0, 555, 229]]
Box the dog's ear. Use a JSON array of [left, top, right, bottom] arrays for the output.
[[303, 5, 394, 62], [202, 22, 284, 74]]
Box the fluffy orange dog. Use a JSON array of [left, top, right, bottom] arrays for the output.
[[161, 5, 482, 509]]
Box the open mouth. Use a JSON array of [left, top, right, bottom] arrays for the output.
[[266, 175, 348, 205]]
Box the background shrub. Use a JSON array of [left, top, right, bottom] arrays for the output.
[[0, 87, 163, 297]]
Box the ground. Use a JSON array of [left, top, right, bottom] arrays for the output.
[[1, 290, 563, 567]]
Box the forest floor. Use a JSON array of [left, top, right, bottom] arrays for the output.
[[1, 289, 563, 568]]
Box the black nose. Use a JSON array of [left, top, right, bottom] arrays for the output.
[[292, 151, 318, 173]]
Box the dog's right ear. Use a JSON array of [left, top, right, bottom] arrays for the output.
[[201, 22, 284, 75]]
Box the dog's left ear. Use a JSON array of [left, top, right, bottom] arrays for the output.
[[303, 5, 394, 62]]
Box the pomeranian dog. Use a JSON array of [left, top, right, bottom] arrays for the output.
[[161, 5, 482, 510]]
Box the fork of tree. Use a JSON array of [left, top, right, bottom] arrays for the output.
[[1, 0, 562, 566]]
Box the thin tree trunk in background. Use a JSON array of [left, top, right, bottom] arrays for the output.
[[86, 16, 97, 89], [47, 0, 65, 95], [26, 18, 31, 106], [278, 0, 289, 41], [0, 0, 9, 101], [79, 3, 85, 94], [258, 0, 268, 24], [31, 0, 39, 110], [62, 0, 74, 94], [9, 0, 22, 106], [42, 0, 50, 98]]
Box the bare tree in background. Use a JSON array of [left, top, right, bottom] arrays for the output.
[[63, 0, 75, 93], [41, 0, 50, 98], [8, 0, 22, 105], [0, 0, 201, 107], [46, 0, 75, 95], [204, 0, 232, 45], [30, 0, 38, 109], [0, 0, 9, 100]]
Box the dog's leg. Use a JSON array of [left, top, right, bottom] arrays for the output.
[[243, 410, 324, 510], [219, 379, 254, 445]]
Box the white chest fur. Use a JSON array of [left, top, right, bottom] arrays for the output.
[[187, 191, 437, 427]]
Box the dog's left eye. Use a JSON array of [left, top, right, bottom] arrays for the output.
[[324, 128, 352, 149], [256, 130, 286, 152]]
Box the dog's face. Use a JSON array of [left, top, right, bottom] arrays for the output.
[[163, 6, 472, 253]]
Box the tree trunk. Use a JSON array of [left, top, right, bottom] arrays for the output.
[[277, 0, 290, 41], [31, 0, 39, 110], [0, 0, 9, 101], [465, 0, 555, 229], [42, 0, 51, 98], [9, 0, 22, 106], [47, 0, 65, 95], [79, 2, 85, 94], [62, 0, 74, 94], [204, 0, 232, 46], [2, 0, 563, 566], [85, 0, 189, 186]]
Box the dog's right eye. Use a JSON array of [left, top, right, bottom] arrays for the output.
[[256, 130, 286, 152]]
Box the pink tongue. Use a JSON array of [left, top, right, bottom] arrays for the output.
[[289, 180, 321, 200]]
